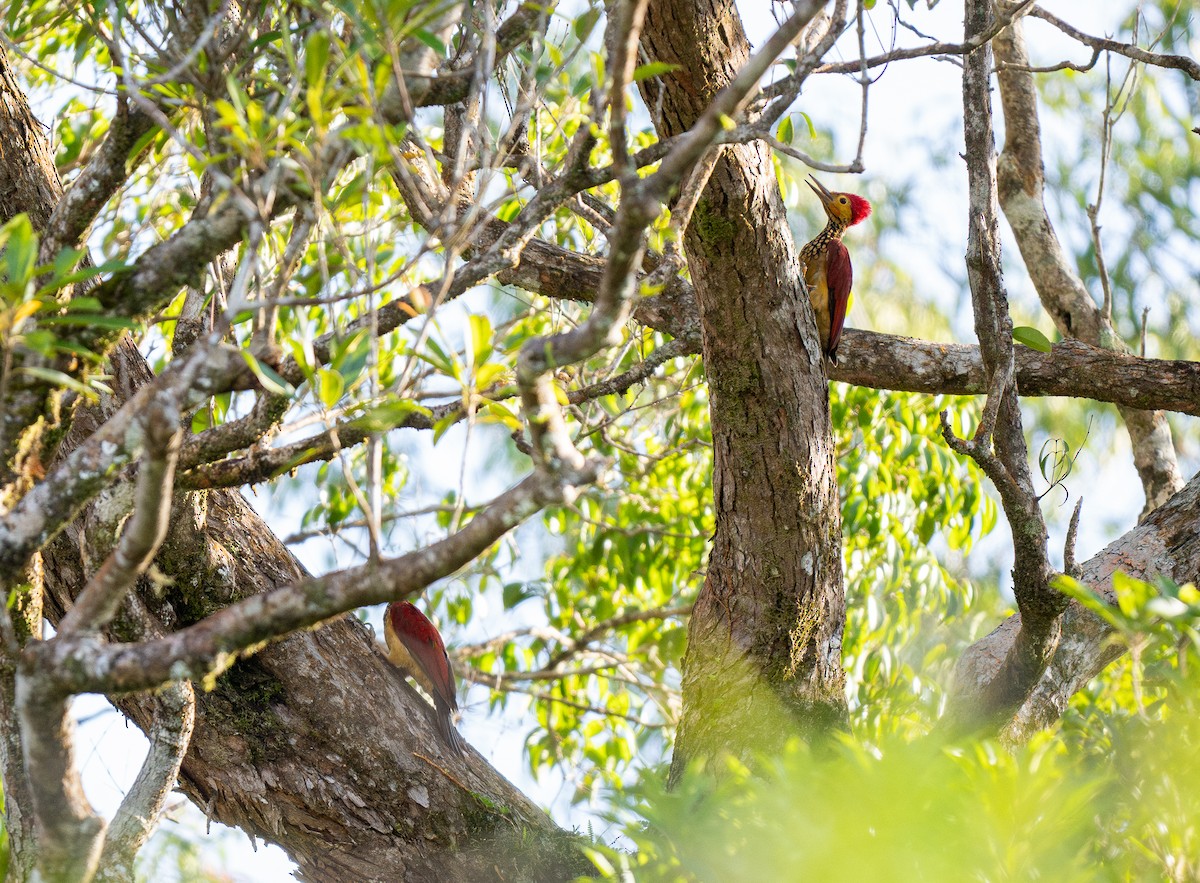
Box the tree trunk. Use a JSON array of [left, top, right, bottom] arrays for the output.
[[642, 0, 847, 784]]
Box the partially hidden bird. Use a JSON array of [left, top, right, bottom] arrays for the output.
[[800, 175, 872, 365], [383, 601, 467, 756]]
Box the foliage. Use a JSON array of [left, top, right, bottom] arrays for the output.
[[584, 577, 1200, 881], [1, 0, 1197, 879]]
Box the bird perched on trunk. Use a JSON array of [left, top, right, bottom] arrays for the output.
[[800, 175, 872, 364], [383, 601, 467, 756]]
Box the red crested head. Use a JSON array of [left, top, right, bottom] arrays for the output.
[[846, 193, 872, 226], [807, 175, 871, 227]]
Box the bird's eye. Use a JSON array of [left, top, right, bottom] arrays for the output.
[[839, 197, 847, 204]]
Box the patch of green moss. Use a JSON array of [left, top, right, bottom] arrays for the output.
[[203, 661, 289, 764], [457, 795, 594, 881], [693, 198, 735, 244]]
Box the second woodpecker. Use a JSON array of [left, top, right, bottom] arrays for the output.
[[800, 175, 872, 364], [383, 601, 467, 756]]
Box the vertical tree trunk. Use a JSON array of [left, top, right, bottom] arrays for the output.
[[641, 0, 847, 783]]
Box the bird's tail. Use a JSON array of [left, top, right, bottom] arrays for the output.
[[436, 702, 468, 756]]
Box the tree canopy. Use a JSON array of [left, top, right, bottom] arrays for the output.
[[0, 0, 1198, 880]]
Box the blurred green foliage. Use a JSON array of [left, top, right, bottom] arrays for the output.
[[582, 573, 1200, 881]]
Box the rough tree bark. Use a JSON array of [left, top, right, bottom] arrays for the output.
[[948, 7, 1189, 736], [641, 0, 848, 784]]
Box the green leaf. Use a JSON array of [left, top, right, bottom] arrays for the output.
[[1012, 326, 1053, 352], [798, 111, 817, 139], [17, 365, 98, 401], [573, 7, 601, 43], [412, 28, 446, 56], [346, 400, 431, 432], [329, 329, 371, 385], [1112, 570, 1155, 619], [503, 582, 536, 610], [777, 116, 795, 145], [240, 351, 295, 396], [315, 368, 344, 408], [631, 62, 681, 83], [305, 30, 331, 123], [467, 313, 494, 370], [2, 214, 38, 291], [39, 314, 137, 331], [52, 246, 85, 277]]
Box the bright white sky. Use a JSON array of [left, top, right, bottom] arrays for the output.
[[60, 1, 1193, 879]]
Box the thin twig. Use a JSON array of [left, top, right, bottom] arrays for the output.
[[1063, 497, 1083, 579]]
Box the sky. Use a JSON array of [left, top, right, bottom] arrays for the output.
[[46, 0, 1198, 879]]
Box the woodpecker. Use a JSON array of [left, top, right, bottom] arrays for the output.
[[800, 175, 872, 364], [383, 601, 467, 756]]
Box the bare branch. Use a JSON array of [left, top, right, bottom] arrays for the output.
[[993, 14, 1183, 517], [763, 0, 1036, 86], [607, 0, 652, 181], [1063, 497, 1083, 580], [1029, 6, 1200, 81], [961, 469, 1200, 741], [58, 400, 183, 637], [95, 682, 196, 883], [42, 466, 598, 697], [941, 0, 1057, 735], [176, 401, 438, 490], [995, 46, 1101, 75], [545, 604, 693, 670]]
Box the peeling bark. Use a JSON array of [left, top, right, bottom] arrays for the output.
[[957, 468, 1200, 743]]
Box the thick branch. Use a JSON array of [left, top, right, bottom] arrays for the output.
[[832, 331, 1200, 414], [993, 13, 1182, 516]]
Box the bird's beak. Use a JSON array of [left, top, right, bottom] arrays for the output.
[[807, 175, 836, 216]]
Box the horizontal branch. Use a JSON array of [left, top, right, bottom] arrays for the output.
[[764, 0, 1035, 85], [832, 330, 1200, 416], [190, 328, 1200, 491], [503, 233, 1200, 418], [1029, 6, 1200, 81], [41, 465, 598, 696]]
